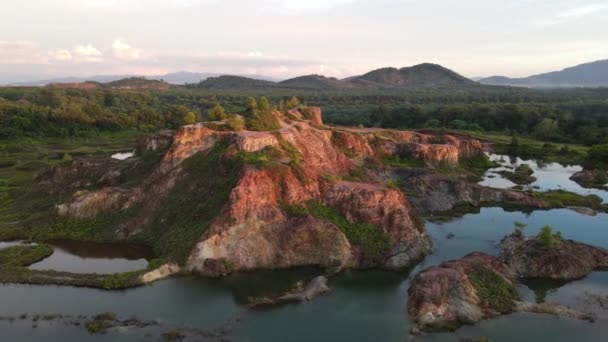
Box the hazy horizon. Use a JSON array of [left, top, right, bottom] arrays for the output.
[[1, 0, 607, 83]]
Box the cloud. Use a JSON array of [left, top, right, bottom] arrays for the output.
[[112, 39, 142, 60], [73, 44, 103, 62], [536, 3, 608, 26], [247, 51, 263, 57], [275, 0, 356, 11], [48, 49, 73, 61], [0, 41, 48, 64]]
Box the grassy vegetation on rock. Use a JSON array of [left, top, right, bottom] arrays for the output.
[[533, 190, 608, 212], [133, 141, 243, 263], [0, 244, 54, 267], [468, 265, 519, 313]]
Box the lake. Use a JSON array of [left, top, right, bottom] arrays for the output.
[[0, 207, 606, 341]]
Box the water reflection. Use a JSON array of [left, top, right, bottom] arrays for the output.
[[29, 240, 153, 274], [480, 153, 608, 202], [110, 151, 134, 160]]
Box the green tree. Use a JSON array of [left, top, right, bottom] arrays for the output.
[[533, 118, 559, 140], [227, 115, 245, 131], [208, 103, 226, 121], [245, 97, 258, 117], [448, 119, 468, 130], [258, 96, 270, 112], [286, 96, 300, 109], [183, 112, 197, 125], [424, 119, 440, 128]]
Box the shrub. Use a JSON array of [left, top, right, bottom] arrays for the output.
[[208, 103, 227, 121], [468, 265, 519, 313], [227, 115, 245, 131], [537, 225, 561, 248]]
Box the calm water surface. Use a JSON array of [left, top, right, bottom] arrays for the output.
[[29, 240, 153, 274], [1, 208, 606, 341], [480, 153, 608, 203], [111, 151, 135, 160]]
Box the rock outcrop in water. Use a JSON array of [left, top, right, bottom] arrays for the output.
[[500, 232, 608, 280], [570, 169, 608, 190], [408, 253, 519, 332], [407, 251, 596, 332], [45, 107, 487, 276], [408, 232, 606, 332]]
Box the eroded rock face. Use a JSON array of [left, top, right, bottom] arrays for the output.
[[500, 233, 608, 280], [47, 107, 488, 276], [56, 188, 131, 219], [186, 216, 355, 275], [408, 253, 518, 331]]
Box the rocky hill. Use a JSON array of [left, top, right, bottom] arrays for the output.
[[41, 107, 492, 277]]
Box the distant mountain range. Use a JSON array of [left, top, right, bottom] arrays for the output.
[[5, 72, 276, 86], [195, 63, 478, 91], [479, 60, 608, 88], [4, 59, 608, 90]]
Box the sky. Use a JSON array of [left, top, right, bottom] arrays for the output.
[[0, 0, 607, 82]]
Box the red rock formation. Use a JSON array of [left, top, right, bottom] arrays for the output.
[[51, 107, 488, 275], [408, 253, 518, 331]]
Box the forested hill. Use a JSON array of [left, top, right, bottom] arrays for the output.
[[193, 63, 477, 90]]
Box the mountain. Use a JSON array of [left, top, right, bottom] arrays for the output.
[[279, 74, 358, 90], [196, 75, 278, 89], [347, 63, 476, 88], [148, 72, 220, 85], [9, 75, 134, 87], [479, 60, 608, 88], [105, 77, 172, 90], [5, 72, 276, 86]]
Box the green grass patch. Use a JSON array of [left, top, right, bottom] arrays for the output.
[[460, 154, 500, 177], [382, 155, 424, 168], [533, 190, 607, 212], [85, 312, 117, 334], [0, 244, 54, 267], [468, 265, 519, 313]]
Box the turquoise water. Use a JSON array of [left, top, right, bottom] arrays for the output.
[[1, 208, 607, 341]]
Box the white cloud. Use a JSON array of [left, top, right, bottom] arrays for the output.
[[555, 3, 607, 19], [536, 3, 608, 26], [275, 0, 355, 11], [112, 39, 142, 60], [0, 41, 48, 64], [73, 44, 103, 62], [48, 49, 73, 61], [247, 51, 263, 57]]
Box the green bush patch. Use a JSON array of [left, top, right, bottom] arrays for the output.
[[0, 244, 54, 267], [467, 265, 519, 313]]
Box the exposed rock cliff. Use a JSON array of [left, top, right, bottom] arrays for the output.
[[45, 107, 486, 276]]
